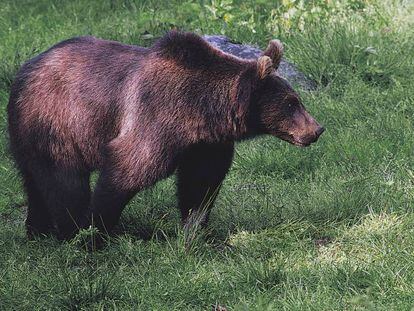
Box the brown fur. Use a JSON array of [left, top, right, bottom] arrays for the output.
[[263, 39, 284, 69], [7, 31, 324, 241]]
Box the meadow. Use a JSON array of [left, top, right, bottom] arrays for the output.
[[1, 0, 414, 309]]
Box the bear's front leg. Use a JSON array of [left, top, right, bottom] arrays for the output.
[[177, 142, 234, 229]]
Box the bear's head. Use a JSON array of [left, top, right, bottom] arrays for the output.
[[245, 40, 324, 147]]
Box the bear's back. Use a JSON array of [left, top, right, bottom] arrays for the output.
[[8, 37, 150, 169]]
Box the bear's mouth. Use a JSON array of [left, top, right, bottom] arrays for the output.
[[281, 134, 312, 147], [274, 132, 313, 147], [290, 133, 321, 147], [291, 140, 311, 147]]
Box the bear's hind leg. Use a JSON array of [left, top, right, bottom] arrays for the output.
[[30, 164, 91, 240], [82, 135, 179, 241], [86, 168, 137, 235], [23, 171, 54, 238], [177, 142, 234, 229]]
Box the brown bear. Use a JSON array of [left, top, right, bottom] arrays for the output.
[[7, 31, 324, 240]]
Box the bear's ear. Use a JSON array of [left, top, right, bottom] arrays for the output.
[[263, 39, 284, 70], [257, 56, 273, 80]]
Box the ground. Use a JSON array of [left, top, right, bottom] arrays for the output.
[[1, 0, 414, 310]]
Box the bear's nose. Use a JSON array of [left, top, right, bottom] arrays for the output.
[[315, 126, 325, 137]]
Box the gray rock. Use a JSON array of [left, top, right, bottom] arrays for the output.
[[203, 35, 316, 91]]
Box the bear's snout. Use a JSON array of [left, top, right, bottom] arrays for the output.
[[295, 124, 324, 146], [288, 109, 325, 147], [315, 125, 325, 137], [310, 125, 325, 143]]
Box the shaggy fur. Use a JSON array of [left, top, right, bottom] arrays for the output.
[[8, 31, 324, 240]]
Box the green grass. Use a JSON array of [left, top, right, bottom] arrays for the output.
[[1, 0, 414, 309]]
